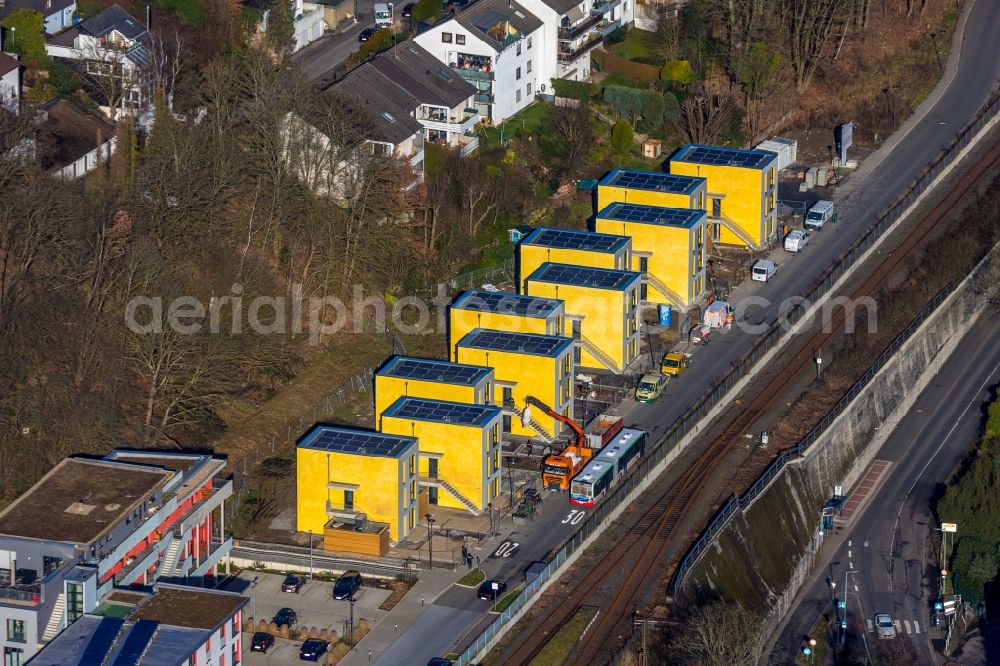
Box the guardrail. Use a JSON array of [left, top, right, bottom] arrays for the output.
[[231, 540, 419, 582], [451, 88, 1000, 665]]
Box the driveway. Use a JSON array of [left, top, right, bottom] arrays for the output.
[[294, 0, 377, 82]]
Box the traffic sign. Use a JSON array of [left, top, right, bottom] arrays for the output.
[[941, 522, 957, 533], [837, 600, 846, 609]]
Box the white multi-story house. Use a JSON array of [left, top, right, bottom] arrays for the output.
[[0, 451, 233, 662], [0, 0, 77, 35], [519, 0, 633, 81], [0, 52, 20, 113], [251, 0, 325, 52], [415, 0, 545, 123]]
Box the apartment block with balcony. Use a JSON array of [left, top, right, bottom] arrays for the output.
[[375, 355, 495, 419], [518, 226, 631, 290], [0, 452, 232, 661], [595, 202, 708, 309], [380, 397, 503, 514], [414, 0, 544, 122], [449, 290, 565, 355], [519, 0, 632, 81], [668, 143, 779, 249], [27, 584, 248, 666], [524, 263, 641, 374]]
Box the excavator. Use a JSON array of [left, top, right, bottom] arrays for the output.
[[523, 396, 590, 492]]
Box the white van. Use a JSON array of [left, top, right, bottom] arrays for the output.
[[374, 2, 394, 27], [752, 259, 777, 282], [784, 229, 809, 252], [804, 200, 834, 231]]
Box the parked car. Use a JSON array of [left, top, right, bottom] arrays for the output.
[[635, 373, 667, 404], [427, 659, 454, 666], [402, 2, 414, 16], [875, 613, 897, 639], [751, 259, 777, 282], [784, 229, 809, 253], [333, 570, 363, 600], [359, 27, 378, 41], [660, 352, 687, 377], [282, 574, 304, 593], [251, 632, 275, 653], [300, 638, 330, 661], [805, 199, 834, 231], [477, 579, 507, 601], [273, 608, 298, 629]]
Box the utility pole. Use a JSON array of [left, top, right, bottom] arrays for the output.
[[426, 513, 436, 570], [840, 569, 858, 644]]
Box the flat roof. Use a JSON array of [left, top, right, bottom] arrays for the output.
[[129, 585, 248, 630], [457, 328, 574, 357], [452, 290, 563, 318], [521, 227, 630, 254], [298, 425, 417, 458], [104, 452, 201, 473], [671, 143, 777, 170], [599, 169, 704, 195], [382, 397, 500, 427], [597, 203, 706, 229], [0, 459, 170, 545], [378, 355, 492, 386], [526, 262, 641, 291]]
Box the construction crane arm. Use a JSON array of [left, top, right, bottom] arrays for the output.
[[524, 396, 584, 449]]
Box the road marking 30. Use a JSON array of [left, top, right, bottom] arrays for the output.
[[562, 510, 585, 525], [493, 542, 520, 558]]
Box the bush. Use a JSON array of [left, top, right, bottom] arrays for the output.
[[348, 29, 398, 66], [411, 0, 439, 23], [611, 120, 633, 157], [605, 26, 628, 45], [660, 60, 694, 85], [47, 60, 82, 95], [551, 78, 595, 101], [2, 9, 47, 63]]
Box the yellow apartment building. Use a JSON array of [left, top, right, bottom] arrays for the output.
[[668, 144, 778, 248], [524, 263, 641, 374], [296, 426, 419, 542], [518, 227, 632, 292], [455, 328, 575, 441], [375, 355, 494, 420], [380, 397, 502, 512], [449, 290, 565, 354], [596, 168, 707, 212], [595, 203, 708, 310]]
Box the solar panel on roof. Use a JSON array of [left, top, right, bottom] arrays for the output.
[[461, 329, 569, 356], [531, 264, 638, 290], [603, 203, 703, 227], [111, 620, 159, 666], [605, 170, 700, 194], [80, 617, 125, 666], [303, 427, 414, 457], [389, 398, 496, 426], [526, 228, 627, 253], [456, 291, 560, 317], [677, 145, 775, 169], [386, 358, 487, 385]]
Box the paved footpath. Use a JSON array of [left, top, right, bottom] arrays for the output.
[[839, 459, 891, 522]]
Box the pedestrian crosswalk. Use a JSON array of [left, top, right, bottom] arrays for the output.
[[865, 618, 921, 635]]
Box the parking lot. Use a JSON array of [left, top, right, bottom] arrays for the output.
[[222, 571, 391, 664]]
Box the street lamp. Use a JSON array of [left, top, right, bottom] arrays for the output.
[[929, 28, 943, 70], [426, 513, 436, 570], [829, 579, 836, 604], [487, 502, 494, 538], [348, 592, 357, 645], [250, 576, 259, 629]]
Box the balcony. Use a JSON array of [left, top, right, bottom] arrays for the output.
[[419, 108, 480, 136], [558, 35, 603, 63], [459, 132, 480, 157], [0, 585, 40, 606], [558, 12, 604, 41], [474, 92, 494, 104], [592, 0, 623, 15]]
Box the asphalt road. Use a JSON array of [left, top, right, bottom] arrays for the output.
[[773, 315, 1000, 665], [293, 0, 377, 82], [372, 1, 1000, 661]]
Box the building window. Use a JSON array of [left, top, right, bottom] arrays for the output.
[[66, 581, 84, 623], [409, 508, 416, 530], [526, 60, 531, 73], [456, 34, 465, 45], [442, 32, 452, 43], [343, 490, 354, 510], [527, 36, 532, 49], [43, 556, 62, 576], [233, 641, 239, 665], [6, 620, 25, 643], [516, 89, 521, 102], [45, 0, 51, 8], [516, 67, 521, 80], [527, 83, 532, 96], [3, 647, 24, 666], [408, 455, 415, 476], [516, 42, 521, 56]]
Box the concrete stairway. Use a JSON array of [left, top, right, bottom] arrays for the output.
[[41, 592, 66, 642], [579, 335, 623, 374], [157, 531, 183, 578], [505, 404, 554, 443], [644, 272, 687, 309], [711, 213, 763, 250], [437, 479, 482, 516]]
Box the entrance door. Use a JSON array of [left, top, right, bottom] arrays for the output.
[[428, 487, 438, 505], [428, 458, 439, 478]]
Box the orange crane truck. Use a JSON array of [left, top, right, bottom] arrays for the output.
[[523, 396, 591, 492]]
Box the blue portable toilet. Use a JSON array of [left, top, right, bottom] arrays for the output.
[[658, 304, 673, 327]]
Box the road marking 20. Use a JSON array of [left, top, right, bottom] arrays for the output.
[[562, 510, 585, 525], [494, 542, 520, 558]]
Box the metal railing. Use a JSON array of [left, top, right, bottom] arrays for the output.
[[450, 88, 1000, 666], [231, 539, 419, 582]]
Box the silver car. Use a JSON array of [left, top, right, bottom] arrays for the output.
[[875, 613, 896, 639]]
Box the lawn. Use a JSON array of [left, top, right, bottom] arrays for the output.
[[457, 568, 486, 587], [529, 606, 599, 665], [480, 102, 550, 148], [490, 588, 521, 614], [609, 28, 662, 62]]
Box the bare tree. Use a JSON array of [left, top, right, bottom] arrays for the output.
[[675, 89, 734, 144], [783, 0, 852, 91], [666, 601, 768, 666], [147, 29, 185, 111], [548, 102, 595, 170]]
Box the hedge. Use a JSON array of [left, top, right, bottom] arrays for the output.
[[551, 78, 596, 101], [592, 50, 659, 84]]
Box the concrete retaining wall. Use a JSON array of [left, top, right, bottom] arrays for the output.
[[678, 246, 998, 615]]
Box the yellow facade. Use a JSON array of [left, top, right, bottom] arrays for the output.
[[380, 397, 502, 511], [374, 356, 493, 420], [596, 169, 707, 212], [524, 264, 641, 373], [455, 329, 574, 439], [518, 227, 631, 292], [595, 204, 708, 309], [669, 145, 778, 247], [449, 291, 564, 357], [296, 427, 419, 542]]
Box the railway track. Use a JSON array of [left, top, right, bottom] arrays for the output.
[[501, 133, 1000, 666]]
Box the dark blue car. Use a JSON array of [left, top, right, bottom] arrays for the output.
[[300, 639, 329, 661]]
